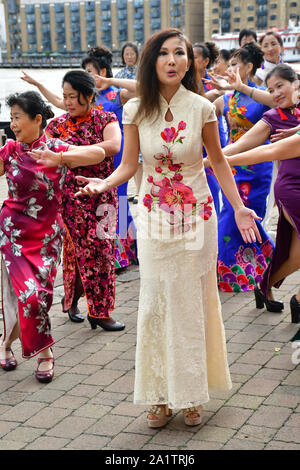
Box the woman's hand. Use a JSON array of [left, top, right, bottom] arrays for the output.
[[75, 176, 109, 196], [93, 74, 111, 91], [234, 206, 262, 244], [21, 70, 40, 86], [224, 67, 243, 91], [203, 157, 211, 168], [203, 73, 231, 91], [28, 142, 60, 166], [270, 126, 300, 143]]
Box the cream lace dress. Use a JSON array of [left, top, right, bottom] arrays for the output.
[[123, 85, 232, 409]]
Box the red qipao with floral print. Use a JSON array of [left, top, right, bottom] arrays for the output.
[[46, 108, 118, 319], [0, 135, 68, 358]]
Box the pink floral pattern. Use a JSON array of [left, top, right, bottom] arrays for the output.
[[0, 134, 68, 357], [143, 121, 213, 233], [46, 108, 118, 319]]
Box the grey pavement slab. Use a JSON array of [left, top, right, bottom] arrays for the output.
[[0, 185, 299, 450]]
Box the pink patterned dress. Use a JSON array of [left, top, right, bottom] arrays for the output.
[[0, 134, 68, 358], [46, 108, 118, 319]]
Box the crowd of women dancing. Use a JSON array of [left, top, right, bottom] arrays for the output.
[[0, 28, 300, 429]]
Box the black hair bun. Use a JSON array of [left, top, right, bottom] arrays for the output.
[[88, 46, 113, 61], [44, 104, 55, 120], [205, 42, 219, 64], [243, 42, 264, 69]]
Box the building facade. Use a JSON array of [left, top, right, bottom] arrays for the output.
[[2, 0, 205, 59], [204, 0, 300, 39]]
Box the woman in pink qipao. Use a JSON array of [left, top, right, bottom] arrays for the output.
[[0, 91, 105, 382]]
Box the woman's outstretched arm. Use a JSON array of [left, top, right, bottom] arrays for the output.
[[225, 132, 300, 166], [75, 123, 139, 195], [21, 71, 66, 110]]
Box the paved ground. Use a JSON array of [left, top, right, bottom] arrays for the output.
[[0, 176, 299, 451]]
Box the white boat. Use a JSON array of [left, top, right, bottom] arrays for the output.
[[212, 19, 300, 67]]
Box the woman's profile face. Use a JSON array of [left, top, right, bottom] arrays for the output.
[[193, 47, 209, 75], [84, 61, 107, 77], [227, 56, 249, 82], [123, 46, 137, 67], [10, 104, 41, 143], [213, 55, 228, 75], [155, 36, 190, 89], [63, 81, 92, 118]]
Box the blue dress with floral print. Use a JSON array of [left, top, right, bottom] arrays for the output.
[[96, 88, 137, 268]]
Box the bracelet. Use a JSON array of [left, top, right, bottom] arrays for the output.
[[249, 88, 254, 99], [59, 151, 64, 165]]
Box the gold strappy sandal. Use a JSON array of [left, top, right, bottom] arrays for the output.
[[182, 405, 203, 426], [147, 405, 172, 428]]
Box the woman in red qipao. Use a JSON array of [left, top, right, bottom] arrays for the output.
[[0, 91, 106, 382], [46, 70, 125, 331]]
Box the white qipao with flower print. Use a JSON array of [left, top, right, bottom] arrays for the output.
[[123, 85, 232, 409]]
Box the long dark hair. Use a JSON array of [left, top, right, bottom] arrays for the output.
[[136, 28, 198, 123], [7, 91, 54, 129]]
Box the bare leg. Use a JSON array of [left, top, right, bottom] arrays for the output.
[[0, 320, 20, 359], [37, 346, 54, 372], [268, 207, 300, 300]]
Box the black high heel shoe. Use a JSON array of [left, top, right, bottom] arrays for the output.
[[290, 295, 300, 324], [254, 286, 284, 313], [87, 316, 125, 331], [61, 297, 85, 323]]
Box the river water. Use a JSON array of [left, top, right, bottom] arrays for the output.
[[0, 67, 121, 121]]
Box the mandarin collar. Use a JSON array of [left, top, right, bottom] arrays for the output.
[[159, 85, 187, 109], [20, 133, 47, 151]]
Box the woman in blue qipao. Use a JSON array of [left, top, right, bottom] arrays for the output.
[[193, 42, 227, 216], [212, 43, 274, 292], [82, 47, 137, 269]]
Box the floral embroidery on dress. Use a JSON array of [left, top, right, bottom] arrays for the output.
[[217, 239, 273, 292], [106, 90, 118, 102], [143, 121, 213, 233]]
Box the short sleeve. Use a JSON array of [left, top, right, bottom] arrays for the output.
[[122, 98, 139, 125], [0, 140, 16, 162], [0, 144, 7, 162], [101, 110, 118, 127], [46, 118, 60, 138], [202, 99, 217, 125], [261, 112, 274, 133]]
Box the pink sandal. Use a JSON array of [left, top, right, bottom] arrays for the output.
[[0, 347, 17, 371], [35, 357, 55, 383]]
